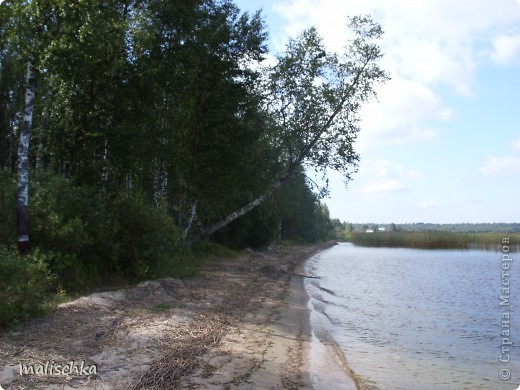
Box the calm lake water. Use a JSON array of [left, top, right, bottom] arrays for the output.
[[305, 243, 520, 390]]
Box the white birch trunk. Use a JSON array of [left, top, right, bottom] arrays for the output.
[[190, 170, 293, 243], [16, 57, 36, 255], [182, 200, 197, 240]]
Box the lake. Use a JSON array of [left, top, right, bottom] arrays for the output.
[[305, 243, 520, 390]]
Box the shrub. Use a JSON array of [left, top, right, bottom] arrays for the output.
[[0, 246, 55, 328], [28, 171, 182, 289], [110, 193, 182, 280]]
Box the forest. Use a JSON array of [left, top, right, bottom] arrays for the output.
[[0, 0, 387, 325]]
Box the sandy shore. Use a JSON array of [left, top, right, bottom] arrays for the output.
[[0, 241, 349, 389]]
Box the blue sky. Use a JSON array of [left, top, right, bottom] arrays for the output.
[[235, 0, 520, 224]]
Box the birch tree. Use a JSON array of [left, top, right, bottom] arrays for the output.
[[126, 0, 268, 226], [16, 57, 36, 254], [1, 0, 41, 254], [191, 15, 389, 242]]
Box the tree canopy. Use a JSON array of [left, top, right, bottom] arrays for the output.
[[0, 0, 388, 286]]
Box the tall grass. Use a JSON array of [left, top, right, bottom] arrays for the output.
[[346, 231, 520, 251]]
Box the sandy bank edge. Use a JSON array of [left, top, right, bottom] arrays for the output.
[[241, 246, 318, 389]]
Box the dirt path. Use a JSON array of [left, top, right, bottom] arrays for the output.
[[0, 242, 336, 389]]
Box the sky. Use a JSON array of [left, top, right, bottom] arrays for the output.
[[234, 0, 520, 224]]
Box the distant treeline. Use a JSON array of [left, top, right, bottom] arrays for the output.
[[330, 222, 520, 233]]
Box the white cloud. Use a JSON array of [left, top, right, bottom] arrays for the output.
[[362, 179, 406, 194], [271, 0, 520, 154], [356, 159, 421, 193], [479, 137, 520, 175], [357, 77, 452, 148], [419, 200, 438, 209], [273, 0, 520, 96], [369, 159, 422, 179], [491, 33, 520, 65], [510, 137, 520, 152], [479, 155, 520, 175]]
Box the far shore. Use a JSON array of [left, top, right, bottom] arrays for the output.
[[0, 240, 359, 389]]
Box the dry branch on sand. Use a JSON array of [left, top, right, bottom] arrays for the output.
[[131, 314, 225, 389]]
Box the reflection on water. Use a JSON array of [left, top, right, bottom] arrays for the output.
[[305, 243, 520, 390]]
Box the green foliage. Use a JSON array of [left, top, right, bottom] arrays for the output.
[[26, 170, 183, 290], [274, 174, 332, 243], [191, 241, 240, 260], [0, 246, 55, 328], [110, 193, 182, 280], [264, 16, 389, 187], [28, 172, 111, 289], [190, 14, 388, 242], [154, 241, 240, 279], [213, 203, 279, 249]]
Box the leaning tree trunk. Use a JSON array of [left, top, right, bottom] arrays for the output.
[[16, 57, 36, 255], [189, 170, 293, 243], [182, 200, 198, 240]]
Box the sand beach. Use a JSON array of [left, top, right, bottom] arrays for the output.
[[0, 241, 356, 389]]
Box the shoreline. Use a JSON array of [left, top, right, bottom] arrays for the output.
[[302, 246, 360, 390], [0, 241, 349, 389]]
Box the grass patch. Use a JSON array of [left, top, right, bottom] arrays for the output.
[[277, 238, 308, 247], [191, 241, 241, 260], [151, 241, 240, 279]]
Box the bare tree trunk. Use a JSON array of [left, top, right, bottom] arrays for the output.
[[190, 170, 293, 243], [126, 172, 133, 190], [16, 57, 36, 255], [101, 138, 109, 193], [182, 200, 197, 240], [152, 161, 167, 209]]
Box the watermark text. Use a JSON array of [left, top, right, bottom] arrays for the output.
[[499, 237, 513, 381], [19, 360, 97, 377]]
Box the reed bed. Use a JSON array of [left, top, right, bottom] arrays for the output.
[[347, 231, 520, 251]]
